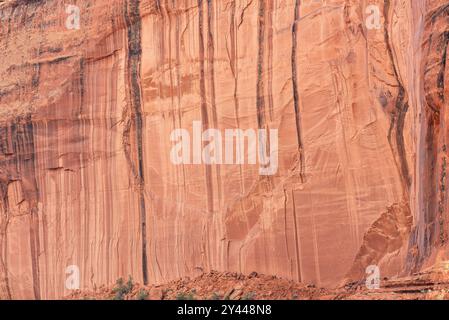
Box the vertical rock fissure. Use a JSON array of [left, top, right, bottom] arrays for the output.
[[0, 117, 40, 299], [344, 0, 417, 281], [174, 1, 187, 192], [198, 0, 214, 272], [384, 0, 411, 194], [406, 4, 449, 272], [0, 172, 11, 300], [437, 31, 449, 101], [207, 0, 222, 208], [256, 0, 274, 198], [79, 58, 85, 116], [290, 190, 302, 282], [24, 121, 41, 300], [123, 0, 148, 285], [198, 0, 214, 215], [229, 1, 245, 194], [207, 0, 218, 128], [267, 1, 274, 121], [230, 1, 240, 126], [291, 0, 305, 183], [256, 0, 266, 129]]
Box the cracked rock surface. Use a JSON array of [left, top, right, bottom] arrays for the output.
[[0, 0, 448, 299]]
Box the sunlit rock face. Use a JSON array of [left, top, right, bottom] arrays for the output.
[[0, 0, 446, 299]]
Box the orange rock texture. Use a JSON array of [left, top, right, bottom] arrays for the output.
[[0, 0, 448, 299]]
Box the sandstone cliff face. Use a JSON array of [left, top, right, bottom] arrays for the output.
[[0, 0, 447, 299]]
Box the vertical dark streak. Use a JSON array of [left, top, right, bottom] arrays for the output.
[[291, 0, 305, 182], [207, 0, 218, 127], [207, 0, 222, 209], [230, 1, 244, 194], [437, 31, 448, 101], [267, 0, 274, 120], [383, 0, 411, 193], [0, 165, 11, 299], [291, 190, 301, 282], [198, 0, 214, 214], [124, 0, 148, 285], [174, 1, 187, 190], [256, 0, 266, 129], [198, 0, 209, 129], [406, 6, 449, 272], [26, 121, 41, 300], [230, 1, 239, 124], [395, 91, 411, 188], [79, 59, 85, 116], [0, 117, 40, 299]]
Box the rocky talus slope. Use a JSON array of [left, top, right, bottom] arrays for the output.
[[67, 267, 449, 300], [0, 0, 448, 299]]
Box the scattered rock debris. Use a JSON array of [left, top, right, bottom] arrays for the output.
[[66, 269, 449, 300]]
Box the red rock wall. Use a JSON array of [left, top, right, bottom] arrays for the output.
[[407, 0, 449, 273], [0, 0, 446, 299]]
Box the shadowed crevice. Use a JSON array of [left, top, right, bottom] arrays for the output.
[[123, 0, 148, 285]]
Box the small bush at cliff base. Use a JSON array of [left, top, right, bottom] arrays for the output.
[[176, 292, 196, 300], [242, 292, 256, 300], [210, 292, 222, 300], [112, 276, 134, 300], [136, 289, 149, 300]]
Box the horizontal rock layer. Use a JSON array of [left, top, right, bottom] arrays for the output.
[[0, 0, 447, 299]]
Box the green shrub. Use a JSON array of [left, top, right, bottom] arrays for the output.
[[241, 292, 256, 300], [210, 292, 221, 300], [112, 276, 134, 300], [136, 289, 149, 300], [176, 292, 196, 300]]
